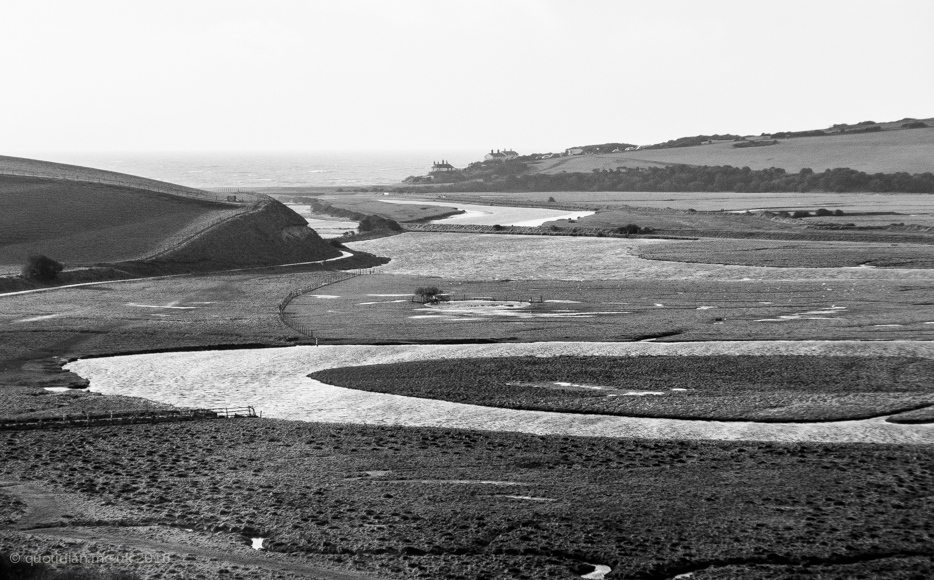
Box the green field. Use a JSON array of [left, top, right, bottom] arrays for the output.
[[529, 125, 934, 174]]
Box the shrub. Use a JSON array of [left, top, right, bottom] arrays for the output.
[[902, 121, 928, 129], [357, 215, 402, 233], [491, 224, 504, 231], [791, 210, 811, 218], [414, 286, 445, 303], [21, 255, 64, 282], [815, 208, 833, 216], [547, 196, 556, 202], [834, 209, 845, 216], [615, 224, 641, 235]]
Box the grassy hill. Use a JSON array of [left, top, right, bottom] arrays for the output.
[[0, 160, 343, 281], [530, 120, 934, 175]]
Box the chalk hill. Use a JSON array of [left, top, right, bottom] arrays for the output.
[[0, 157, 341, 275]]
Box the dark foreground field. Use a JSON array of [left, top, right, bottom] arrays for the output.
[[3, 420, 934, 580]]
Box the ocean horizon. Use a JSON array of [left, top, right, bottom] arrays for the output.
[[11, 151, 480, 189]]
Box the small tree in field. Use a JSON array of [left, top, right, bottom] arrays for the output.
[[414, 286, 445, 304], [22, 255, 63, 282]]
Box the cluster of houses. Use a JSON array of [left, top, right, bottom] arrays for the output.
[[483, 149, 519, 161], [429, 159, 456, 173]]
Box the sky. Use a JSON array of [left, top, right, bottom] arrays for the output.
[[2, 0, 932, 156]]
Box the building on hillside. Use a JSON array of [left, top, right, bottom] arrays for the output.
[[484, 149, 519, 162], [430, 160, 457, 173], [566, 147, 584, 156]]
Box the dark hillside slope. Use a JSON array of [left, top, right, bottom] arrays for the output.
[[0, 175, 246, 270], [0, 174, 342, 277], [142, 198, 342, 269]]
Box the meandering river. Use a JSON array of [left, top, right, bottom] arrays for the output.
[[66, 341, 934, 445]]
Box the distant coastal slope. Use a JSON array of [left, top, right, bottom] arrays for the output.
[[0, 158, 342, 278], [531, 120, 934, 175]]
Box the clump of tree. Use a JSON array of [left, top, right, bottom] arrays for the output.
[[414, 286, 447, 304], [733, 140, 778, 148], [643, 134, 743, 149], [902, 121, 929, 129], [358, 215, 402, 233], [21, 255, 63, 282], [770, 129, 827, 138], [614, 224, 653, 235]]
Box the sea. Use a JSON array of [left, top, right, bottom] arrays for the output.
[[23, 151, 480, 189]]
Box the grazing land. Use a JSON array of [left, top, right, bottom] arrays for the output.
[[310, 355, 934, 422], [635, 239, 934, 269], [528, 125, 934, 174]]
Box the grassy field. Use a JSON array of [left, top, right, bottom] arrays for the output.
[[636, 239, 934, 269], [346, 233, 934, 282], [0, 175, 247, 271], [310, 355, 934, 422], [2, 420, 933, 579], [294, 193, 466, 223], [529, 125, 934, 174], [434, 190, 934, 220], [281, 273, 934, 344]]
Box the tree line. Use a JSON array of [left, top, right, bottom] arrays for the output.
[[398, 164, 934, 194]]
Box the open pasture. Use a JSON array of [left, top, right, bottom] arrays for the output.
[[637, 238, 934, 269], [0, 175, 246, 270], [346, 232, 934, 282], [285, 272, 934, 343], [314, 193, 465, 222], [528, 125, 934, 174], [440, 189, 934, 220]]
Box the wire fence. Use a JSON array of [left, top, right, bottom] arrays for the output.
[[0, 167, 264, 205], [0, 406, 261, 431], [278, 269, 376, 340]]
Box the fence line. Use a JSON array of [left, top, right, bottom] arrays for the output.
[[0, 168, 264, 205], [277, 268, 375, 340], [0, 406, 259, 431]]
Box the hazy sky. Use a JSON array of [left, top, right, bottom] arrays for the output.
[[2, 0, 932, 155]]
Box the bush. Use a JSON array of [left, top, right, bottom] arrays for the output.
[[414, 286, 445, 304], [21, 255, 64, 282], [834, 209, 845, 216], [357, 215, 402, 233], [791, 210, 811, 218], [491, 224, 504, 231], [547, 196, 556, 202], [902, 121, 928, 129], [815, 208, 833, 216], [615, 224, 641, 235]]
